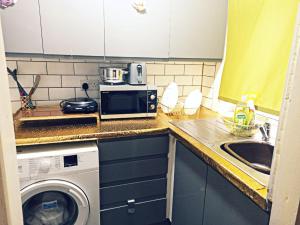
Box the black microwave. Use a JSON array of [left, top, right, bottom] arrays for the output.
[[99, 85, 157, 119]]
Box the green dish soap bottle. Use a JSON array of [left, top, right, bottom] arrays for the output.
[[234, 95, 249, 126]]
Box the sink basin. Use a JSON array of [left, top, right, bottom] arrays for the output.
[[220, 141, 274, 175]]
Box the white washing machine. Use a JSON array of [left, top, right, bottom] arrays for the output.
[[17, 141, 100, 225]]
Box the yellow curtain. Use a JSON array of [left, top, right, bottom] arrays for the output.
[[219, 0, 299, 115]]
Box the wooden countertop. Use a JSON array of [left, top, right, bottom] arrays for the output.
[[13, 107, 268, 210]]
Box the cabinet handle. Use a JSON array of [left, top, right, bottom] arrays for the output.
[[127, 199, 135, 214]]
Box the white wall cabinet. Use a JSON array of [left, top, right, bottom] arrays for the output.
[[1, 0, 227, 59], [39, 0, 105, 56], [0, 0, 43, 54], [104, 0, 170, 58], [170, 0, 228, 59]]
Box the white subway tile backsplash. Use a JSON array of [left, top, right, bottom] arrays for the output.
[[203, 65, 216, 77], [49, 88, 75, 100], [37, 75, 61, 88], [87, 76, 101, 82], [10, 88, 22, 101], [17, 61, 47, 74], [201, 97, 213, 109], [178, 86, 183, 96], [183, 86, 201, 96], [74, 63, 99, 75], [157, 86, 165, 97], [202, 76, 215, 87], [47, 62, 74, 75], [155, 76, 174, 86], [202, 96, 213, 109], [147, 76, 155, 85], [9, 75, 33, 88], [185, 65, 203, 75], [75, 88, 99, 99], [175, 76, 193, 85], [193, 76, 202, 85], [35, 100, 61, 106], [146, 64, 165, 75], [165, 65, 184, 75], [31, 88, 49, 101], [62, 76, 86, 87], [7, 56, 219, 109], [216, 62, 222, 74], [204, 62, 217, 66], [202, 86, 214, 98]]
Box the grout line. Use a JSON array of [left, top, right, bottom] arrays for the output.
[[45, 61, 49, 75], [37, 0, 45, 54], [60, 75, 63, 87]]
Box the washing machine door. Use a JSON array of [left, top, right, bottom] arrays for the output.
[[21, 180, 90, 225]]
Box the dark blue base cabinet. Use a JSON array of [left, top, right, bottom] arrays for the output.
[[172, 142, 207, 225], [172, 141, 270, 225], [99, 135, 169, 225], [101, 199, 167, 225]]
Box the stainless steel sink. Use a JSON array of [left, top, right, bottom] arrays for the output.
[[171, 119, 274, 186], [220, 141, 274, 175]]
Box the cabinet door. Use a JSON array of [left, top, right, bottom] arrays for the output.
[[172, 142, 207, 225], [0, 0, 43, 53], [39, 0, 104, 56], [203, 167, 269, 225], [101, 198, 166, 225], [170, 0, 228, 59], [99, 135, 169, 162], [104, 0, 170, 58]]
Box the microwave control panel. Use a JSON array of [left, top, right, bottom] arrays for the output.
[[147, 90, 157, 113]]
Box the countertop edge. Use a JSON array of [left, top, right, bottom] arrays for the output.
[[15, 127, 169, 146]]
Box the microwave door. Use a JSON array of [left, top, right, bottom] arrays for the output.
[[101, 91, 147, 115]]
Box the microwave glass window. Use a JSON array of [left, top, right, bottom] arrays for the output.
[[101, 91, 147, 114]]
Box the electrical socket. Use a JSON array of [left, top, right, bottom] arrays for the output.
[[81, 80, 99, 90]]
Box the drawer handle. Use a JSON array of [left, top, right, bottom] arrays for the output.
[[127, 199, 135, 214]]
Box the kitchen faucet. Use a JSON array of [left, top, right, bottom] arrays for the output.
[[259, 122, 271, 142]]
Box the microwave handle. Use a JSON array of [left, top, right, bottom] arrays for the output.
[[137, 64, 143, 84]]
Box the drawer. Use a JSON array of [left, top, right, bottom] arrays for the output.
[[100, 157, 168, 185], [99, 135, 169, 162], [100, 178, 167, 208], [100, 198, 166, 225]]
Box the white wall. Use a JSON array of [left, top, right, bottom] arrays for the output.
[[0, 16, 23, 225]]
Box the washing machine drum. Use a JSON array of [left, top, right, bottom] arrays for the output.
[[21, 180, 90, 225]]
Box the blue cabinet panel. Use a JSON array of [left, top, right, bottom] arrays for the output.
[[172, 141, 207, 225], [203, 167, 269, 225]]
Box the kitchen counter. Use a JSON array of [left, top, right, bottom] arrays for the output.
[[14, 111, 169, 146], [13, 107, 268, 210]]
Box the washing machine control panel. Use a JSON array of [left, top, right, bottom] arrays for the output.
[[17, 145, 98, 181], [64, 155, 78, 167], [39, 158, 52, 173]]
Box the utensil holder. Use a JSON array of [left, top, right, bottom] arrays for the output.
[[20, 96, 34, 110]]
